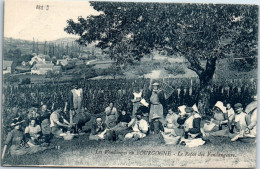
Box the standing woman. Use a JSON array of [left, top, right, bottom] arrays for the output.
[[131, 87, 143, 117], [148, 82, 166, 123]]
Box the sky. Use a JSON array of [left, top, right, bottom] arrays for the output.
[[3, 0, 259, 42], [4, 0, 100, 41]]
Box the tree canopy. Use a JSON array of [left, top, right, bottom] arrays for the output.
[[65, 2, 258, 114]]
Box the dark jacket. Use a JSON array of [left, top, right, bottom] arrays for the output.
[[150, 120, 164, 133], [117, 114, 131, 124]]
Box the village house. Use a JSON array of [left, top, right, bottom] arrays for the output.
[[31, 63, 62, 75], [29, 54, 51, 65], [3, 60, 14, 74]]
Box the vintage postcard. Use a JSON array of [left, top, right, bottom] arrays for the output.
[[1, 0, 258, 168]]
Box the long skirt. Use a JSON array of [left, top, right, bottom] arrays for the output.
[[149, 104, 164, 122], [9, 145, 48, 156]]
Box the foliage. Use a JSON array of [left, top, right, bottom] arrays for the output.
[[21, 78, 31, 84], [3, 74, 20, 84]]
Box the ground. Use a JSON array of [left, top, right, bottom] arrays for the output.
[[2, 134, 256, 168]]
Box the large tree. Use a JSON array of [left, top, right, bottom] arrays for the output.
[[65, 2, 258, 115]]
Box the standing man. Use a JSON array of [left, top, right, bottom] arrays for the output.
[[68, 83, 83, 123], [148, 82, 166, 123]]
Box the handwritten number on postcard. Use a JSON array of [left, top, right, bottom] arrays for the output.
[[36, 5, 49, 10]]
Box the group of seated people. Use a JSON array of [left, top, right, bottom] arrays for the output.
[[88, 95, 257, 147], [3, 94, 257, 158]]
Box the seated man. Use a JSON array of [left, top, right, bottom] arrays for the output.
[[230, 103, 248, 141], [150, 114, 164, 134], [89, 118, 107, 141], [50, 107, 72, 138], [125, 111, 149, 140]]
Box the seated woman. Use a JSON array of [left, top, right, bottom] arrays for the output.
[[89, 118, 107, 141], [202, 101, 229, 136], [104, 102, 118, 129], [163, 108, 184, 136], [180, 107, 202, 139], [27, 108, 41, 124], [108, 110, 132, 140], [2, 118, 50, 158], [24, 118, 42, 146], [178, 107, 205, 147]]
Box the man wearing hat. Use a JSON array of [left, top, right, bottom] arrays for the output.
[[68, 83, 83, 123], [150, 114, 164, 134], [230, 103, 247, 141], [147, 82, 166, 123], [125, 111, 149, 140], [89, 117, 107, 141]]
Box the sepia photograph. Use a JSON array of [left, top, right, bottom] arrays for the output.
[[1, 0, 258, 168]]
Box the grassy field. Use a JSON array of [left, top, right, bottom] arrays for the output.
[[2, 133, 256, 168]]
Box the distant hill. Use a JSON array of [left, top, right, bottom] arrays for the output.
[[3, 37, 105, 61]]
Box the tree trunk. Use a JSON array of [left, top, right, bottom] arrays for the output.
[[197, 76, 212, 116], [197, 57, 217, 116]]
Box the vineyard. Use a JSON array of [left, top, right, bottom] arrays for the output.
[[3, 77, 257, 113]]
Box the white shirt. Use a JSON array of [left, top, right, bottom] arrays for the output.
[[132, 119, 149, 133], [74, 89, 81, 97]]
